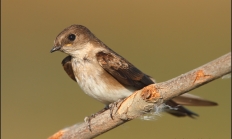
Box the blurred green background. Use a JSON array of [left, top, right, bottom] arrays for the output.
[[2, 0, 231, 139]]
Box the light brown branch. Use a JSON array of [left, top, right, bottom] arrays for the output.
[[48, 52, 231, 139]]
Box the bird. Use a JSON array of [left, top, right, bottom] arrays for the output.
[[50, 24, 217, 118]]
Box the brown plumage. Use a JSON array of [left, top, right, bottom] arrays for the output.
[[52, 24, 217, 118]]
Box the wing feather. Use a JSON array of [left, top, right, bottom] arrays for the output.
[[61, 56, 76, 82], [96, 51, 154, 89]]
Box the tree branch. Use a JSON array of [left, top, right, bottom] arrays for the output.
[[48, 52, 231, 139]]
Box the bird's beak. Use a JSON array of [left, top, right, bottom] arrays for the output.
[[50, 46, 61, 53]]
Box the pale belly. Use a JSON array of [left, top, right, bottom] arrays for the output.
[[72, 59, 135, 104]]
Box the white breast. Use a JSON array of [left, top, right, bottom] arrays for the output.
[[71, 56, 134, 105], [72, 43, 134, 104]]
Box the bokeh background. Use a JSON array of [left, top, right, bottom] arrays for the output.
[[2, 0, 231, 139]]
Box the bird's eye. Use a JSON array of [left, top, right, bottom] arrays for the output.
[[68, 34, 76, 41]]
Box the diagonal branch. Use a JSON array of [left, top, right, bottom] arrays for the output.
[[48, 52, 231, 139]]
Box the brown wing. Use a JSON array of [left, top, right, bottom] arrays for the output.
[[96, 51, 154, 90], [96, 51, 217, 118], [61, 56, 76, 82]]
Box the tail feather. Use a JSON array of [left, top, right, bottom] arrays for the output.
[[166, 100, 199, 118], [166, 93, 217, 118], [172, 93, 218, 106]]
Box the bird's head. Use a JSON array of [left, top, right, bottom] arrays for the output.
[[50, 24, 95, 56]]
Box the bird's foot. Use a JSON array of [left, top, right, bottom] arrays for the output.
[[108, 99, 123, 119], [84, 107, 108, 131], [84, 99, 123, 131]]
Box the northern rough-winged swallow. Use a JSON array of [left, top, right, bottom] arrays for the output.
[[50, 24, 217, 118]]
